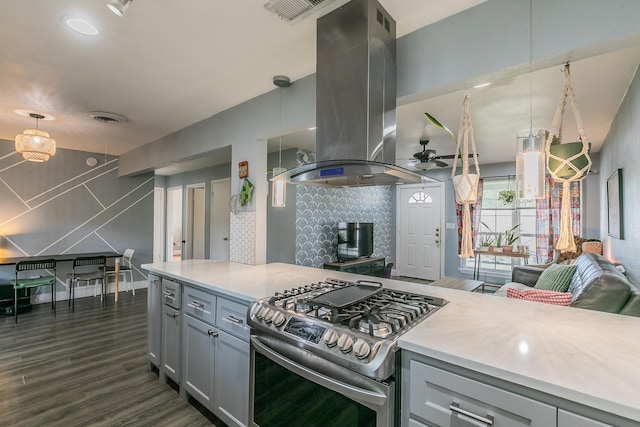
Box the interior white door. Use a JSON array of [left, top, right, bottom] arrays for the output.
[[210, 178, 231, 260], [398, 184, 443, 281], [186, 184, 206, 259], [153, 187, 165, 263], [166, 186, 183, 261]]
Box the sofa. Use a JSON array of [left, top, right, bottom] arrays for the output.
[[495, 253, 640, 316]]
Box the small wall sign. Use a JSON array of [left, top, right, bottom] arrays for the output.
[[238, 161, 249, 178]]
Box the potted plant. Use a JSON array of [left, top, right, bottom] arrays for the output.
[[498, 189, 516, 206], [493, 233, 504, 252], [502, 224, 521, 252]]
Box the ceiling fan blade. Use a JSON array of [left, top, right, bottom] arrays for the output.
[[434, 153, 478, 160], [434, 160, 449, 167]]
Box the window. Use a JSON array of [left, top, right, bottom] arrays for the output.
[[408, 191, 432, 204], [465, 177, 536, 274]]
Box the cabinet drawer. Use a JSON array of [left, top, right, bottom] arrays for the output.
[[409, 361, 556, 427], [216, 297, 249, 340], [162, 278, 181, 309], [184, 285, 216, 325]]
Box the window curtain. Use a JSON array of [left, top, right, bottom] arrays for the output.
[[535, 177, 581, 263], [456, 178, 483, 253]]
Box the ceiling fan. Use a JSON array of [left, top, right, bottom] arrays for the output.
[[405, 139, 476, 171]]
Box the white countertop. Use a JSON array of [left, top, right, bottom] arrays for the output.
[[142, 260, 640, 423]]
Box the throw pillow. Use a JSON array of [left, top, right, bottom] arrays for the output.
[[507, 288, 572, 306], [534, 263, 576, 293]]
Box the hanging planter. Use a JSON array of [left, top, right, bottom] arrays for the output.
[[451, 95, 481, 258], [545, 63, 592, 252], [498, 189, 516, 206]]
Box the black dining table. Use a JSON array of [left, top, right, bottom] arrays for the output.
[[0, 251, 124, 300]]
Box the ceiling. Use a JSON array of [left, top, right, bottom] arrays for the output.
[[2, 0, 639, 174]]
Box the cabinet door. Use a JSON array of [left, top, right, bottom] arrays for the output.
[[214, 329, 249, 427], [183, 314, 216, 412], [558, 410, 612, 427], [147, 275, 162, 367], [408, 361, 556, 427], [161, 304, 181, 382]]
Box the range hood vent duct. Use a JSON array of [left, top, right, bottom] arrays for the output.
[[275, 0, 432, 187], [264, 0, 340, 24]]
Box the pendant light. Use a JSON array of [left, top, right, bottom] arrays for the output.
[[107, 0, 132, 17], [271, 75, 291, 208], [15, 113, 57, 162], [515, 0, 545, 199]]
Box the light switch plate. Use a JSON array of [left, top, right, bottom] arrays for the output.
[[446, 223, 456, 230]]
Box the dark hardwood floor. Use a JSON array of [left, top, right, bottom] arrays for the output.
[[0, 289, 222, 427]]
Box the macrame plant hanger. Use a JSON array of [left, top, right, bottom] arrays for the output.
[[545, 63, 592, 252], [451, 95, 481, 258]]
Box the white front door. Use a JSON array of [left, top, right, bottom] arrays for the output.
[[210, 178, 231, 260], [186, 184, 206, 259], [398, 183, 443, 281]]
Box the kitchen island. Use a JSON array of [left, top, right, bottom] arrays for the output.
[[143, 260, 640, 427]]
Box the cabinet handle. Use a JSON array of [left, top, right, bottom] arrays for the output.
[[449, 402, 494, 426], [163, 291, 175, 300], [188, 301, 204, 310], [171, 313, 179, 319], [226, 315, 243, 324], [208, 329, 219, 337]]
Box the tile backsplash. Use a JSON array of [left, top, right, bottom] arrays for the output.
[[295, 186, 392, 268]]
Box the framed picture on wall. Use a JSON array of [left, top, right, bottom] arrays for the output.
[[607, 168, 624, 239]]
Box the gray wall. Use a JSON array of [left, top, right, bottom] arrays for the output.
[[0, 142, 154, 296], [156, 162, 232, 259], [266, 148, 297, 264], [599, 65, 640, 285]]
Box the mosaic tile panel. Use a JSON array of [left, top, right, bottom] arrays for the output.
[[230, 211, 256, 265], [295, 186, 393, 268]]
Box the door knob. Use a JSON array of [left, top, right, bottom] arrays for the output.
[[223, 237, 228, 241]]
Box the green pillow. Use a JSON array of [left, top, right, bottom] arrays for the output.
[[534, 263, 576, 293]]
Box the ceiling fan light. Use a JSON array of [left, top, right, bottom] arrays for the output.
[[107, 0, 132, 17]]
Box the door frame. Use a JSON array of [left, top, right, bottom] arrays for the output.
[[395, 182, 445, 280], [166, 186, 184, 261], [186, 183, 206, 259]]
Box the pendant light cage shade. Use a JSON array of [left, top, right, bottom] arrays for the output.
[[515, 128, 545, 199], [15, 128, 56, 162], [271, 167, 287, 207]]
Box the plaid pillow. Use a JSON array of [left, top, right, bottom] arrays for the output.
[[507, 288, 573, 306]]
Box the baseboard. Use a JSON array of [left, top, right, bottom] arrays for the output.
[[32, 280, 148, 305]]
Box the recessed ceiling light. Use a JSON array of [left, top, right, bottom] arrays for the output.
[[473, 82, 491, 89], [65, 17, 99, 36]]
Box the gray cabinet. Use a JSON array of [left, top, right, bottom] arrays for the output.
[[183, 314, 216, 410], [182, 284, 249, 427], [214, 329, 249, 427], [160, 278, 182, 383], [558, 410, 613, 427], [147, 274, 162, 368], [161, 304, 181, 383], [406, 360, 555, 427]]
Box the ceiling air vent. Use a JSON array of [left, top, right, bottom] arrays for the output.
[[264, 0, 338, 24], [88, 111, 128, 124]]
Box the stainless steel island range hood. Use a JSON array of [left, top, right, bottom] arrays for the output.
[[276, 0, 433, 187]]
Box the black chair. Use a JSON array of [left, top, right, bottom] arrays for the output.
[[11, 259, 57, 324], [68, 256, 106, 312]]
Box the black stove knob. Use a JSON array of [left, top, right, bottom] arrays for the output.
[[324, 329, 339, 347]]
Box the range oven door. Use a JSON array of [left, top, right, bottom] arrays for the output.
[[249, 334, 394, 427]]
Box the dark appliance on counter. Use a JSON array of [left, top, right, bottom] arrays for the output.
[[337, 222, 374, 262], [247, 278, 447, 427]]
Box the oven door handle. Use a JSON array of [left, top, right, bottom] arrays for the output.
[[251, 336, 388, 407]]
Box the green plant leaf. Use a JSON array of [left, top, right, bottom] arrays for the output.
[[424, 113, 456, 142]]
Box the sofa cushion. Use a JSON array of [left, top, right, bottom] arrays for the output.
[[569, 254, 632, 312], [494, 282, 532, 298], [507, 288, 572, 306], [534, 263, 576, 292]]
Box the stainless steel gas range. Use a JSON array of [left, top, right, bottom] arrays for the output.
[[247, 278, 447, 427]]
